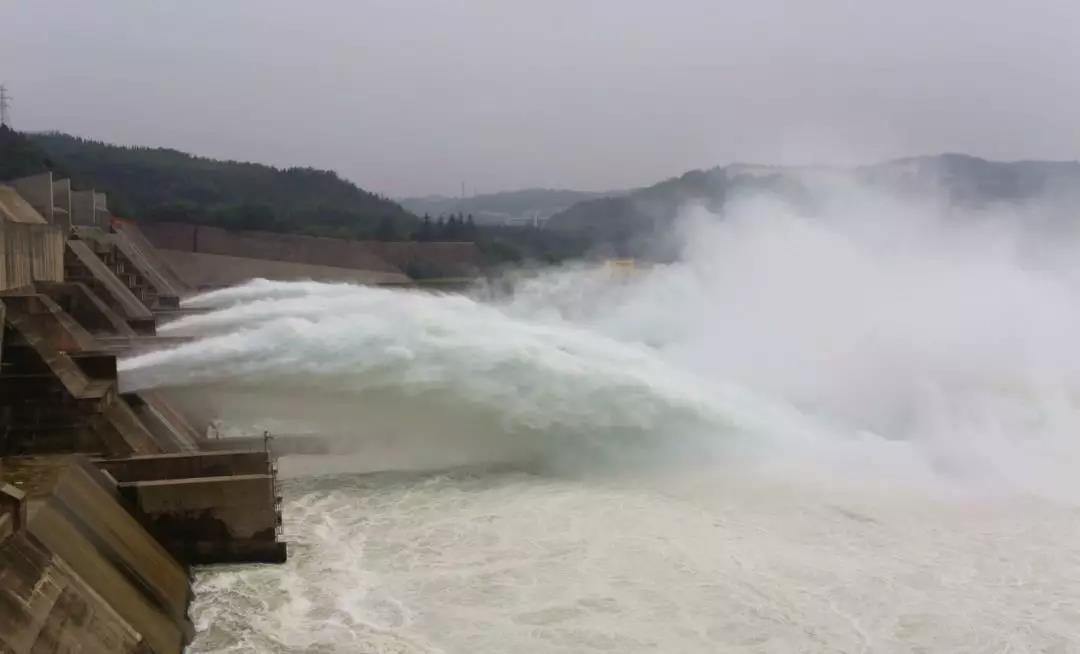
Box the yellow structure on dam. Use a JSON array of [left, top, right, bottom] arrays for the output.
[[605, 258, 637, 270], [605, 258, 649, 279]]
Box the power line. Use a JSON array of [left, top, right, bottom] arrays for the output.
[[0, 84, 11, 127]]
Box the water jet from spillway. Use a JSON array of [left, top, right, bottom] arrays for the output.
[[124, 188, 1080, 652]]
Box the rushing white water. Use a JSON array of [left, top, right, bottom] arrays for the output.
[[121, 192, 1080, 652]]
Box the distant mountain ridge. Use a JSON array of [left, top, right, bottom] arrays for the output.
[[400, 188, 631, 226], [546, 154, 1080, 258]]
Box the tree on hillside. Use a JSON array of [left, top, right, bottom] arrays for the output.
[[231, 203, 276, 230], [27, 131, 418, 239], [16, 131, 599, 265], [0, 125, 67, 180], [444, 215, 460, 239], [375, 215, 399, 241], [415, 214, 433, 241]]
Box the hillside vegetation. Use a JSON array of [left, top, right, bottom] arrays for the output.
[[547, 155, 1080, 258], [400, 188, 627, 226], [0, 125, 69, 180], [29, 132, 416, 239], [15, 129, 1073, 266], [10, 131, 593, 265]]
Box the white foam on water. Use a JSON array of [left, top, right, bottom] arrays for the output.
[[187, 470, 1080, 653], [123, 189, 1080, 652]]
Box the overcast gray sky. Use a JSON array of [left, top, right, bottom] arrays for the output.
[[2, 0, 1079, 197]]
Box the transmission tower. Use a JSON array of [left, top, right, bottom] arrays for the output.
[[0, 85, 10, 127]]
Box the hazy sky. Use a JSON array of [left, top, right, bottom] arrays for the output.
[[2, 1, 1079, 197]]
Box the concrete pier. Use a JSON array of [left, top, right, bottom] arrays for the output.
[[98, 451, 285, 564], [52, 178, 72, 232], [0, 292, 163, 456], [2, 176, 297, 650], [65, 238, 157, 333], [9, 173, 54, 225], [7, 173, 73, 233], [1, 456, 194, 653], [34, 280, 139, 337], [70, 190, 98, 228], [93, 193, 109, 226], [1, 219, 65, 289], [0, 186, 47, 225], [110, 220, 189, 304]]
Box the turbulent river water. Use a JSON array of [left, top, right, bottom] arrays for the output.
[[120, 198, 1080, 653]]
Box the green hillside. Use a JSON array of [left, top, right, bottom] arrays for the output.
[[548, 155, 1080, 258], [28, 132, 416, 239], [6, 130, 594, 265], [0, 125, 68, 180]]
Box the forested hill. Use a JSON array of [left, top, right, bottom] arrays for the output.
[[7, 130, 595, 264], [28, 132, 416, 239], [0, 125, 69, 180], [547, 155, 1080, 258]]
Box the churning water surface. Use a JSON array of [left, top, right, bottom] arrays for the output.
[[121, 198, 1080, 653]]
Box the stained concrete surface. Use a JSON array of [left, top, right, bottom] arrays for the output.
[[0, 529, 150, 653], [1, 220, 64, 290], [66, 239, 156, 332], [70, 190, 98, 228], [157, 247, 411, 288], [110, 220, 190, 299], [1, 456, 193, 653], [118, 472, 285, 564], [0, 185, 47, 225], [8, 173, 54, 225]]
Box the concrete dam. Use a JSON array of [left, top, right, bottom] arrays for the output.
[[0, 171, 476, 652]]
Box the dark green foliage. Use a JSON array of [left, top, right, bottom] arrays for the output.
[[415, 213, 478, 241], [374, 215, 400, 241], [414, 214, 434, 241], [399, 188, 629, 225], [11, 129, 604, 267], [28, 132, 417, 238], [0, 125, 69, 180]]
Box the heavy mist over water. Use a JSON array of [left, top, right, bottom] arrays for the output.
[[121, 190, 1080, 652]]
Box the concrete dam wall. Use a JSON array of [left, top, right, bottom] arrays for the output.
[[0, 220, 64, 290], [0, 185, 47, 225], [1, 178, 303, 651], [136, 220, 480, 287], [3, 174, 74, 233], [0, 456, 194, 653]]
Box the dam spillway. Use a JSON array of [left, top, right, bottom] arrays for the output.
[[1, 173, 284, 652], [9, 159, 1080, 652], [1, 169, 484, 652]]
